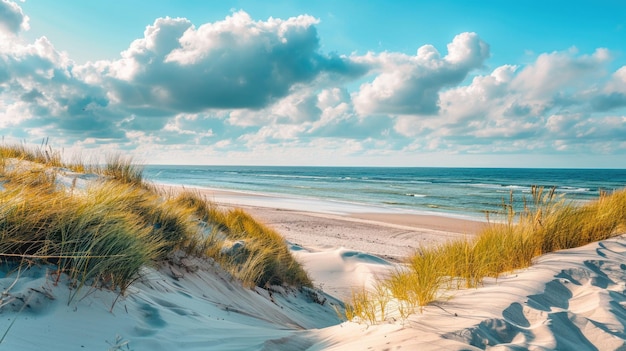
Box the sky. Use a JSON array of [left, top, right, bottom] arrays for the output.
[[1, 0, 625, 167]]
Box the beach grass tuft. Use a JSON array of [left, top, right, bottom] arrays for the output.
[[346, 186, 626, 323], [172, 190, 312, 288], [0, 139, 63, 168], [102, 154, 145, 186], [0, 143, 311, 300]]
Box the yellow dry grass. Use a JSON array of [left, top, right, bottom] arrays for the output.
[[0, 143, 311, 300], [346, 186, 626, 323]]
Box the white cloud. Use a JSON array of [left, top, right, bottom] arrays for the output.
[[90, 11, 363, 114], [0, 5, 624, 167], [392, 47, 625, 155], [0, 0, 29, 35], [352, 32, 489, 116], [512, 48, 611, 99], [591, 66, 626, 111]]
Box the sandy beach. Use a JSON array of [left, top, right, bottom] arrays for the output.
[[3, 0, 625, 349], [160, 184, 486, 261], [1, 176, 625, 350]]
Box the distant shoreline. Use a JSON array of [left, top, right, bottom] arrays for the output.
[[145, 166, 625, 223], [158, 184, 485, 261]]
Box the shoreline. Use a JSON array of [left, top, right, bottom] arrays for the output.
[[159, 184, 486, 261], [156, 181, 485, 220]]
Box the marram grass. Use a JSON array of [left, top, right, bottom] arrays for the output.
[[346, 186, 626, 323], [0, 143, 311, 300], [172, 190, 312, 288]]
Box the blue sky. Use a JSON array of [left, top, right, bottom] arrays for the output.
[[1, 0, 625, 167]]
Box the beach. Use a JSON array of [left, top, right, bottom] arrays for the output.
[[2, 174, 626, 350], [3, 1, 625, 349], [159, 184, 485, 261]]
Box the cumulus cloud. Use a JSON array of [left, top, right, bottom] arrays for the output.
[[0, 5, 624, 166], [512, 48, 611, 98], [392, 46, 626, 155], [0, 35, 127, 142], [591, 66, 626, 111], [352, 32, 489, 115], [0, 0, 29, 35], [85, 11, 364, 114]]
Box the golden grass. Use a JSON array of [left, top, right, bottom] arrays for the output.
[[0, 183, 163, 295], [102, 154, 145, 186], [0, 141, 146, 185], [346, 186, 626, 323], [172, 190, 312, 288], [0, 139, 63, 168], [0, 143, 311, 300]]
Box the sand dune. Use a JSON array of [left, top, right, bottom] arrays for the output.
[[4, 235, 625, 350], [312, 235, 626, 350], [1, 183, 625, 350]]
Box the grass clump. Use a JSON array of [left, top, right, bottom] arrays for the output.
[[0, 184, 163, 294], [346, 186, 626, 323], [0, 139, 63, 168], [172, 190, 312, 288], [0, 143, 311, 300], [102, 154, 145, 186], [220, 208, 312, 287]]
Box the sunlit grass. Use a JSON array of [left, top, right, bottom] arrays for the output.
[[102, 154, 145, 186], [0, 139, 63, 168], [0, 143, 311, 301], [346, 186, 626, 323], [172, 190, 312, 288], [0, 183, 162, 296]]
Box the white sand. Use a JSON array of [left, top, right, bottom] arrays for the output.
[[160, 184, 484, 261], [1, 181, 625, 350]]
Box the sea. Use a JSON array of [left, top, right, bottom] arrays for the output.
[[144, 166, 626, 220]]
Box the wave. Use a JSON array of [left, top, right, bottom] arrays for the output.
[[143, 166, 626, 219], [405, 193, 427, 198], [252, 173, 334, 181], [470, 183, 534, 192], [557, 186, 591, 193]]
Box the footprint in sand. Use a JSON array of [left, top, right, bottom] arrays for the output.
[[133, 302, 168, 336], [152, 297, 197, 317]]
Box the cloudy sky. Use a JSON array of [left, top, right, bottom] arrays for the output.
[[1, 0, 625, 167]]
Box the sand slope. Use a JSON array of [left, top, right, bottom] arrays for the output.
[[2, 235, 626, 350], [0, 253, 341, 351], [1, 180, 625, 350], [313, 235, 626, 350]]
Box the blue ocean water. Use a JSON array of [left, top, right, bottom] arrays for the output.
[[144, 166, 626, 219]]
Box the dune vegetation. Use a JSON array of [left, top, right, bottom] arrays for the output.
[[0, 143, 311, 300], [347, 185, 626, 323], [5, 142, 625, 326]]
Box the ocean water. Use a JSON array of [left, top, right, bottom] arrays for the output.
[[144, 166, 626, 219]]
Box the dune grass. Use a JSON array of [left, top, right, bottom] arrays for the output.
[[0, 139, 63, 168], [0, 143, 311, 300], [102, 154, 145, 186], [172, 190, 312, 288], [0, 183, 162, 295], [346, 186, 626, 323]]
